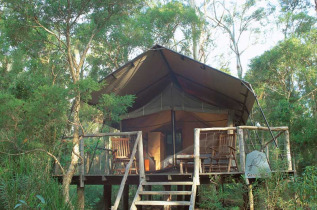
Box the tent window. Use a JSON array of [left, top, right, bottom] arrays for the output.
[[165, 131, 182, 157]]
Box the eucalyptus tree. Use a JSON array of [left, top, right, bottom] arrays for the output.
[[1, 0, 143, 204], [278, 0, 317, 37], [245, 29, 317, 169], [86, 1, 202, 80], [188, 0, 214, 63], [205, 0, 270, 78]]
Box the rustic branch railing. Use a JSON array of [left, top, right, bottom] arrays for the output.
[[112, 131, 144, 210], [195, 126, 292, 176], [59, 131, 144, 210]]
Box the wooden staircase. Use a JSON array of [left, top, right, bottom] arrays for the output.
[[130, 180, 197, 209]]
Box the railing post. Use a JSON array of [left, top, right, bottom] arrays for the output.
[[78, 137, 85, 210], [237, 127, 246, 172], [194, 128, 200, 185], [285, 129, 292, 170], [138, 131, 145, 181]]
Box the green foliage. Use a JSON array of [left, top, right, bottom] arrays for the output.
[[253, 172, 293, 209], [14, 194, 46, 209], [83, 185, 103, 209], [70, 78, 102, 101], [245, 29, 317, 170], [0, 0, 315, 208], [0, 84, 68, 146], [278, 0, 317, 36], [293, 166, 317, 208], [199, 177, 244, 209], [251, 165, 317, 209], [0, 155, 71, 210], [0, 92, 24, 132], [86, 1, 202, 80], [97, 93, 135, 124]]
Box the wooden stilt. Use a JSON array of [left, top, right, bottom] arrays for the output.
[[77, 185, 85, 210], [248, 183, 254, 210], [104, 185, 112, 210], [285, 130, 292, 170], [123, 184, 129, 210]]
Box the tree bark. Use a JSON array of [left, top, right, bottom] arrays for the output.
[[63, 92, 81, 206]]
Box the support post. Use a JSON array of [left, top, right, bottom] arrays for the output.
[[171, 110, 176, 166], [194, 128, 200, 185], [77, 185, 85, 210], [285, 129, 292, 170], [138, 132, 145, 181], [78, 137, 85, 210], [227, 110, 234, 134], [122, 184, 129, 210], [238, 127, 245, 172], [248, 184, 254, 210], [104, 185, 112, 210], [80, 137, 85, 187]]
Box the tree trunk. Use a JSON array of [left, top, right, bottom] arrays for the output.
[[236, 53, 243, 79], [62, 92, 81, 206]]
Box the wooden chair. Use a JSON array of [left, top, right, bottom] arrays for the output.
[[111, 137, 138, 174], [209, 133, 239, 172]]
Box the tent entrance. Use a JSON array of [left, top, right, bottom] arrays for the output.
[[165, 131, 182, 158], [121, 110, 229, 171]]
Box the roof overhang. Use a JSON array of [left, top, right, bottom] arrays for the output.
[[89, 45, 256, 125]]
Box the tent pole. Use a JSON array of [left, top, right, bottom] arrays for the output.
[[172, 110, 176, 166]]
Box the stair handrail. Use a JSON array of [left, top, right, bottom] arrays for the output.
[[112, 131, 144, 210]]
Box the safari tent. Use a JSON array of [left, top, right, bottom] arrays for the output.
[[89, 44, 256, 171], [56, 45, 293, 210]]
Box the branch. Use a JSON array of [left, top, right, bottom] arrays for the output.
[[0, 148, 65, 175], [65, 0, 77, 82], [33, 17, 67, 48], [77, 30, 96, 72], [77, 6, 115, 74], [297, 88, 317, 102], [70, 0, 92, 27], [71, 144, 83, 163]]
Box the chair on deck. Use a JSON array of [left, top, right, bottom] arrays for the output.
[[209, 133, 238, 172], [111, 137, 138, 174]]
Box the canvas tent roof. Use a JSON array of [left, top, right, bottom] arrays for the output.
[[89, 45, 256, 125]]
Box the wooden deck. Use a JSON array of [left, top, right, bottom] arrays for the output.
[[53, 170, 295, 185], [56, 126, 294, 209]]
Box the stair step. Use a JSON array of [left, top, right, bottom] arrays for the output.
[[142, 181, 193, 186], [139, 191, 192, 195], [135, 201, 191, 206]]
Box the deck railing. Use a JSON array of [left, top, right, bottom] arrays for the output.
[[194, 126, 293, 176], [55, 131, 145, 209], [112, 131, 144, 210]]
